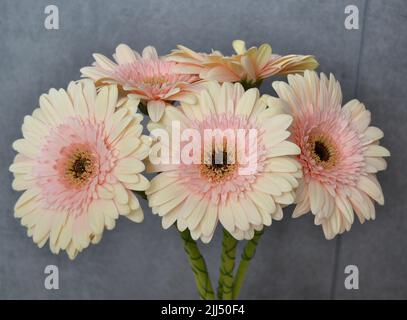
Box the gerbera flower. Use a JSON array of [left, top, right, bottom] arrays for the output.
[[81, 44, 201, 122], [145, 81, 302, 242], [271, 71, 390, 239], [168, 40, 318, 87], [10, 80, 151, 259]]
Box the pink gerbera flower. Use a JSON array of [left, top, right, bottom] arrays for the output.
[[10, 81, 151, 259], [146, 81, 302, 242], [167, 40, 318, 88], [271, 71, 390, 239], [81, 44, 201, 122]]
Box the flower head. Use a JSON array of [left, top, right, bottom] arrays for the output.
[[10, 81, 151, 259], [271, 71, 390, 239], [146, 81, 302, 242], [168, 40, 318, 86], [81, 44, 201, 122]]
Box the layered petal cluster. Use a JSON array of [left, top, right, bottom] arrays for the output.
[[168, 40, 318, 86], [10, 81, 151, 259], [146, 81, 302, 242], [271, 71, 390, 239], [81, 44, 201, 122]]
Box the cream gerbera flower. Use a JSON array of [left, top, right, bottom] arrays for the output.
[[168, 40, 318, 87], [10, 80, 151, 259], [146, 81, 302, 242], [81, 44, 201, 122], [271, 71, 390, 239]]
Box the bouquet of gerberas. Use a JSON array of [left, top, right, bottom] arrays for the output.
[[10, 40, 389, 299]]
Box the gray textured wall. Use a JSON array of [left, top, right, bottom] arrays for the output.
[[0, 0, 406, 299]]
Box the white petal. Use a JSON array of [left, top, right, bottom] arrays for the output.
[[274, 192, 295, 205], [12, 139, 38, 159], [232, 40, 247, 54], [265, 157, 299, 173], [230, 201, 250, 231], [147, 100, 166, 122], [15, 187, 41, 211], [95, 86, 110, 121], [235, 88, 259, 117], [93, 53, 117, 70], [148, 184, 186, 208], [156, 193, 188, 217], [309, 180, 325, 215], [126, 208, 144, 223], [162, 205, 181, 229], [142, 46, 159, 59], [348, 188, 375, 222], [201, 202, 218, 237], [262, 114, 293, 132], [88, 201, 105, 234], [187, 199, 208, 230], [335, 195, 354, 225], [49, 211, 68, 247], [268, 141, 301, 157], [292, 198, 310, 218], [97, 184, 114, 200], [57, 216, 73, 250], [218, 202, 235, 233], [365, 157, 387, 172], [273, 205, 284, 220], [357, 174, 384, 205], [199, 90, 216, 116], [112, 183, 129, 204], [115, 44, 138, 64], [364, 145, 390, 157], [146, 173, 178, 195], [239, 197, 262, 225], [363, 127, 384, 144], [115, 158, 145, 175], [252, 175, 282, 196], [247, 190, 276, 212]]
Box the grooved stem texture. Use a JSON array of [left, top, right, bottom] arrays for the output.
[[217, 229, 238, 299], [180, 230, 215, 300], [232, 229, 264, 299]]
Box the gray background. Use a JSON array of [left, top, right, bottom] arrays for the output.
[[0, 0, 406, 299]]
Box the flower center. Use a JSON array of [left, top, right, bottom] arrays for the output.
[[61, 147, 97, 188], [142, 76, 167, 86], [200, 150, 237, 183], [310, 135, 337, 168]]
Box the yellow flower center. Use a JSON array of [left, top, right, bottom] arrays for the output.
[[64, 148, 96, 188], [200, 150, 237, 183], [310, 135, 337, 168], [142, 76, 167, 86]]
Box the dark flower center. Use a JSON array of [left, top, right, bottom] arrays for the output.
[[314, 141, 331, 162], [201, 150, 236, 183], [310, 135, 337, 168], [64, 149, 96, 187]]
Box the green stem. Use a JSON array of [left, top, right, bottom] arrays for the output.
[[138, 101, 148, 116], [217, 229, 238, 300], [179, 230, 215, 300], [134, 190, 147, 200], [232, 229, 264, 299], [240, 79, 263, 90]]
